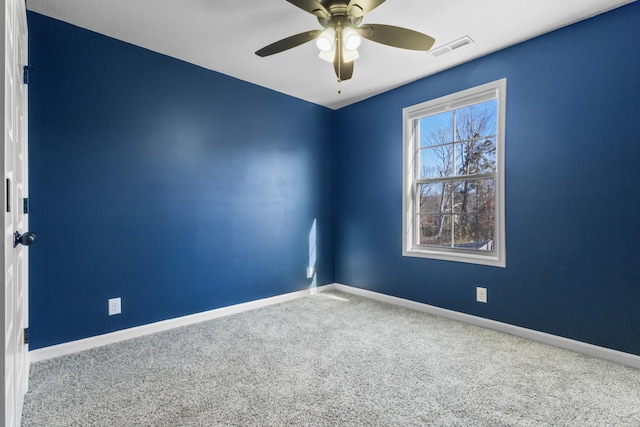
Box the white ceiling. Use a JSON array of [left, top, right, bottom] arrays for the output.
[[27, 0, 635, 110]]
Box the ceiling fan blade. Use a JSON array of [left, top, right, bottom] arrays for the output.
[[285, 0, 330, 19], [347, 0, 386, 18], [333, 44, 354, 82], [255, 30, 323, 57], [357, 24, 435, 51]]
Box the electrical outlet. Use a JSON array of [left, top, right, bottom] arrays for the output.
[[108, 297, 121, 315], [476, 287, 487, 303]]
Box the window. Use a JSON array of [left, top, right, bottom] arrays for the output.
[[403, 79, 506, 267]]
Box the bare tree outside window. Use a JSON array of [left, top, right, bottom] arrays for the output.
[[417, 100, 497, 251], [403, 79, 505, 266]]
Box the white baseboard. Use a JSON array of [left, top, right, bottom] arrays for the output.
[[30, 285, 333, 363], [31, 283, 640, 370], [324, 283, 640, 370]]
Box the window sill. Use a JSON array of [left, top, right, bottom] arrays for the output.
[[403, 247, 506, 268]]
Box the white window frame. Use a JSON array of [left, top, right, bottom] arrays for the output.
[[402, 79, 506, 267]]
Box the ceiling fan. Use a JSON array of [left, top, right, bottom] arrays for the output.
[[255, 0, 435, 91]]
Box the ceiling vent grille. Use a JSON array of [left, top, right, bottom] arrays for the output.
[[430, 36, 474, 58]]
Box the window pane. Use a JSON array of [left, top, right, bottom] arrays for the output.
[[418, 213, 495, 250], [453, 178, 495, 215], [454, 137, 496, 176], [418, 180, 495, 251], [419, 101, 497, 178], [418, 182, 454, 214], [418, 145, 454, 178], [420, 180, 494, 213], [455, 100, 497, 142], [419, 214, 452, 247], [453, 214, 495, 251], [419, 111, 453, 148]]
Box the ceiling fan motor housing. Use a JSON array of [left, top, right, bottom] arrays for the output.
[[317, 0, 363, 29]]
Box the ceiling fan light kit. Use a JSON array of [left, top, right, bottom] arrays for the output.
[[316, 27, 336, 51], [342, 26, 362, 50], [318, 44, 336, 62], [256, 0, 435, 92], [317, 26, 360, 63], [341, 45, 360, 63]]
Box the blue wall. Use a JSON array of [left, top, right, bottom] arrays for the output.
[[28, 13, 335, 349], [29, 3, 640, 356], [334, 2, 640, 355]]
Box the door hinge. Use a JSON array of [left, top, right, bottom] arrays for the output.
[[6, 178, 11, 213], [23, 327, 29, 345], [23, 66, 33, 85], [23, 197, 29, 214]]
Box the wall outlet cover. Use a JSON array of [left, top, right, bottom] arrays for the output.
[[108, 297, 121, 315], [476, 287, 488, 303]]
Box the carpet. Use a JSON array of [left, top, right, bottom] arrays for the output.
[[21, 291, 640, 426]]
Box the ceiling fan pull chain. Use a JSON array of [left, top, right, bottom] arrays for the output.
[[337, 37, 342, 94]]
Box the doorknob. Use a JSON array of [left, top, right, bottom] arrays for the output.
[[14, 231, 36, 248]]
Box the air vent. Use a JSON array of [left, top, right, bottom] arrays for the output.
[[431, 47, 450, 57], [429, 36, 474, 58]]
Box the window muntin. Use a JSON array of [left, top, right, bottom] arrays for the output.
[[403, 79, 506, 267]]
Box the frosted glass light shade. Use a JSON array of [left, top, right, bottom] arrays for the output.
[[342, 47, 359, 63], [318, 44, 336, 62], [316, 27, 336, 52], [342, 27, 361, 51]]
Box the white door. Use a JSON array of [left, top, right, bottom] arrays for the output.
[[2, 0, 29, 425]]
